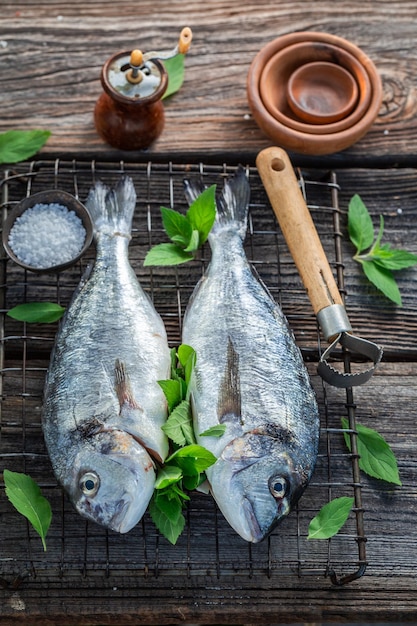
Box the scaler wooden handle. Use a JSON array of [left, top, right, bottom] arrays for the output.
[[256, 146, 343, 316]]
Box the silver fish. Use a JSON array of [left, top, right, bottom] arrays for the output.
[[42, 177, 171, 533], [182, 168, 320, 543]]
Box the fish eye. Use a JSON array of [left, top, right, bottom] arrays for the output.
[[269, 476, 287, 499], [79, 472, 100, 497]]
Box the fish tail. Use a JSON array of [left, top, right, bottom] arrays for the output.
[[184, 166, 250, 241], [85, 176, 137, 238]]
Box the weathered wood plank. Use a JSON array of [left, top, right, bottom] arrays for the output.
[[1, 0, 417, 164]]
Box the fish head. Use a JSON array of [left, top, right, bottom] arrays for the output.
[[66, 429, 156, 533], [208, 430, 315, 543]]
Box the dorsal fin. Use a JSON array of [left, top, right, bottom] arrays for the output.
[[217, 338, 242, 424]]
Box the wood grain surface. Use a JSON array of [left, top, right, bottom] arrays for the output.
[[1, 0, 417, 165]]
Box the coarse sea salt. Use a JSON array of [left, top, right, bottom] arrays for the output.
[[8, 202, 86, 269]]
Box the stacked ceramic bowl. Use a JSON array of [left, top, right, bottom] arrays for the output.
[[247, 32, 383, 155]]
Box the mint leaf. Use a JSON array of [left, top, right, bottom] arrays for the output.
[[4, 470, 52, 551], [160, 206, 193, 247], [155, 465, 183, 490], [186, 185, 216, 245], [144, 243, 193, 266], [167, 444, 216, 475], [184, 229, 200, 253], [7, 302, 65, 324], [372, 244, 417, 270], [162, 54, 185, 100], [161, 400, 196, 447], [0, 130, 51, 164], [348, 194, 374, 253], [177, 344, 196, 386], [361, 260, 402, 305], [200, 424, 227, 438], [307, 496, 354, 540], [149, 490, 185, 544], [341, 418, 402, 485], [158, 379, 184, 413]]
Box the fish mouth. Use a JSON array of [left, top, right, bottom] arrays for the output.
[[242, 496, 263, 543], [108, 496, 135, 534]]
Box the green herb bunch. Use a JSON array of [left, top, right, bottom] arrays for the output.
[[149, 344, 218, 544], [348, 194, 417, 306], [144, 185, 216, 266]]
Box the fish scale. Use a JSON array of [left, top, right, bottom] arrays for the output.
[[42, 176, 171, 533], [182, 168, 320, 543]]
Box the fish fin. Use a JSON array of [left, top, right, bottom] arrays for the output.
[[217, 338, 242, 425], [85, 176, 136, 238], [183, 177, 205, 205], [215, 166, 250, 239], [184, 166, 250, 241], [249, 262, 278, 303], [114, 359, 141, 411]]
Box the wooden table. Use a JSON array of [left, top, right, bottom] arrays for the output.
[[1, 1, 417, 623]]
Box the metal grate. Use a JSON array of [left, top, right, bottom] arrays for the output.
[[0, 159, 366, 589]]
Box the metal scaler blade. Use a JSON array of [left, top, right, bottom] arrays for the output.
[[256, 146, 383, 388]]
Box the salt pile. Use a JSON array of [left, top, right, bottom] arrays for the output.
[[8, 202, 86, 269]]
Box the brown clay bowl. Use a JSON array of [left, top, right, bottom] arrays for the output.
[[287, 61, 359, 124], [247, 31, 383, 155], [259, 40, 371, 135], [3, 189, 94, 273]]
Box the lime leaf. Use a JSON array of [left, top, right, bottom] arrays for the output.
[[149, 490, 185, 544], [0, 130, 51, 164], [372, 245, 417, 270], [158, 379, 184, 413], [200, 424, 227, 438], [348, 194, 375, 253], [361, 260, 402, 305], [161, 400, 196, 446], [4, 469, 52, 551], [7, 302, 65, 324], [155, 465, 183, 490], [341, 418, 402, 485], [160, 206, 193, 248], [167, 444, 217, 475], [186, 185, 216, 245], [307, 496, 354, 540], [143, 243, 194, 266], [162, 54, 185, 100]]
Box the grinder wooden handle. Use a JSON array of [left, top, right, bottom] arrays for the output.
[[256, 146, 343, 316]]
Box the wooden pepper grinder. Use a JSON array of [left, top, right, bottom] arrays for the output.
[[94, 27, 192, 151]]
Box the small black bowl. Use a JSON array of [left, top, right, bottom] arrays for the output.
[[2, 189, 94, 273]]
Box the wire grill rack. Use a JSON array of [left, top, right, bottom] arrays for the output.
[[0, 159, 366, 590]]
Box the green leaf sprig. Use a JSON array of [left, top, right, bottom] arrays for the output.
[[308, 418, 401, 540], [3, 469, 52, 551], [348, 194, 417, 306], [144, 185, 216, 266], [149, 345, 217, 544], [307, 496, 354, 540], [162, 54, 186, 100], [341, 418, 402, 486], [0, 130, 51, 165], [7, 302, 65, 324]]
